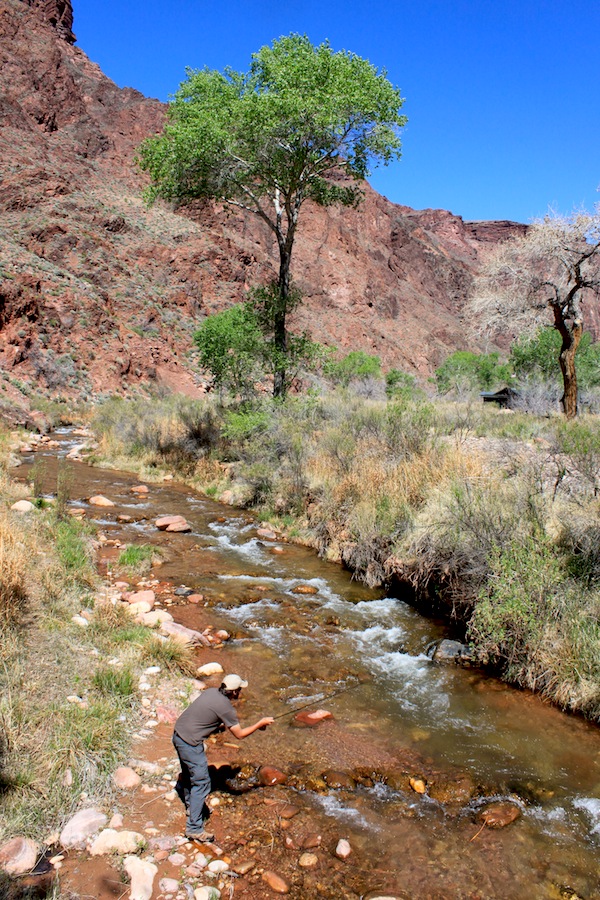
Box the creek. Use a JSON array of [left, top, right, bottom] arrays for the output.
[[17, 430, 600, 899]]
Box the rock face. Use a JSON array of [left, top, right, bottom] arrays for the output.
[[0, 0, 556, 414]]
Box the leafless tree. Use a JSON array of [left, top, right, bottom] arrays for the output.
[[470, 208, 600, 418]]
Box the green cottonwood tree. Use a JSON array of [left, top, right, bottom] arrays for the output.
[[138, 33, 406, 397]]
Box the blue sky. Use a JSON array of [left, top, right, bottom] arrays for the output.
[[74, 0, 599, 224]]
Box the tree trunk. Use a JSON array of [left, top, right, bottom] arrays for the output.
[[273, 244, 291, 399], [558, 322, 583, 419]]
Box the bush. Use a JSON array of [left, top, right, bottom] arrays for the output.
[[435, 351, 510, 395], [324, 350, 382, 387]]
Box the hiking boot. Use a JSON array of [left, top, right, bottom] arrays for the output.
[[185, 830, 215, 843]]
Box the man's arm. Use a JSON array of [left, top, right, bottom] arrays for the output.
[[229, 717, 274, 740]]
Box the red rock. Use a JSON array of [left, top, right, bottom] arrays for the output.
[[188, 593, 204, 603], [258, 766, 287, 786], [257, 528, 278, 541], [262, 871, 290, 894], [301, 833, 322, 849], [291, 584, 318, 595], [166, 520, 191, 533], [130, 485, 149, 494], [479, 802, 521, 828], [155, 515, 187, 530], [292, 709, 332, 727], [156, 705, 178, 724]]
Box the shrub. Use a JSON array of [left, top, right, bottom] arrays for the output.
[[324, 350, 382, 387], [435, 351, 510, 395]]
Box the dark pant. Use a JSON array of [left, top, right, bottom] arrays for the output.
[[172, 732, 212, 834]]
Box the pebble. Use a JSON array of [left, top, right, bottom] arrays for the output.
[[298, 852, 318, 868], [194, 888, 221, 900], [335, 839, 352, 859], [262, 870, 290, 894], [160, 878, 180, 894], [207, 859, 229, 873], [168, 853, 186, 866], [409, 777, 427, 794], [112, 767, 142, 790]]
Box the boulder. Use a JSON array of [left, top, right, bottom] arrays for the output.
[[10, 500, 35, 512], [155, 515, 188, 531], [88, 495, 115, 507], [131, 485, 149, 494], [323, 770, 356, 790], [112, 767, 142, 790], [257, 528, 278, 541], [197, 662, 224, 677], [160, 621, 210, 647], [124, 856, 157, 900], [127, 590, 155, 608], [291, 584, 318, 595], [140, 610, 173, 626], [0, 836, 38, 875], [60, 808, 107, 849], [166, 520, 191, 533], [430, 639, 474, 664], [89, 829, 144, 856], [262, 870, 290, 894]]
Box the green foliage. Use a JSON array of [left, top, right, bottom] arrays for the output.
[[435, 351, 511, 395], [385, 368, 418, 400], [325, 350, 382, 387], [221, 407, 271, 443], [143, 635, 198, 676], [194, 304, 264, 399], [510, 328, 600, 390], [55, 519, 94, 583], [138, 34, 405, 207], [92, 665, 136, 698], [139, 34, 405, 397], [468, 538, 563, 674], [117, 544, 157, 573], [555, 418, 600, 495]]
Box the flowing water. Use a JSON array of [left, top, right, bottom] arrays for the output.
[[17, 431, 600, 898]]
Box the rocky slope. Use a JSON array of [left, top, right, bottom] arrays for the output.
[[0, 0, 528, 412]]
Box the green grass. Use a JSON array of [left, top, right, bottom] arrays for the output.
[[92, 665, 136, 698]]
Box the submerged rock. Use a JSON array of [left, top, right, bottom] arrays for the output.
[[479, 801, 521, 828], [292, 709, 332, 727], [258, 766, 287, 786]]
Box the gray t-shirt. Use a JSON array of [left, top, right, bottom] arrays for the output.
[[174, 688, 239, 746]]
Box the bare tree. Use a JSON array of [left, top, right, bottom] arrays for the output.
[[470, 208, 600, 418]]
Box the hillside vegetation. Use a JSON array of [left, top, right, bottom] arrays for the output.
[[91, 387, 600, 721]]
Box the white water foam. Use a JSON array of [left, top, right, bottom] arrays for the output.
[[308, 793, 372, 829], [573, 797, 600, 835]]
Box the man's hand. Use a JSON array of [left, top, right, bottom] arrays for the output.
[[258, 717, 274, 730]]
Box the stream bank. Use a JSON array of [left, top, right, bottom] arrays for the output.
[[4, 428, 600, 900]]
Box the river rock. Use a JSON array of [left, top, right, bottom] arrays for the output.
[[109, 814, 124, 828], [207, 859, 229, 873], [131, 485, 149, 494], [335, 839, 352, 859], [155, 515, 185, 530], [430, 639, 474, 664], [233, 859, 255, 875], [112, 767, 142, 789], [257, 528, 278, 541], [156, 705, 179, 724], [124, 855, 157, 900], [197, 662, 224, 677], [301, 833, 322, 849], [140, 610, 173, 626], [166, 519, 192, 533], [90, 829, 144, 856], [323, 770, 356, 790], [60, 808, 108, 848], [128, 590, 155, 608], [159, 878, 179, 894], [259, 766, 287, 786], [479, 802, 521, 828], [428, 773, 475, 804], [262, 870, 290, 893], [129, 601, 152, 615], [298, 852, 318, 868], [0, 836, 39, 875], [160, 621, 210, 646], [292, 709, 332, 727], [194, 888, 221, 900], [409, 777, 427, 794], [89, 495, 115, 507], [188, 593, 204, 603], [11, 499, 35, 512], [291, 584, 318, 594]]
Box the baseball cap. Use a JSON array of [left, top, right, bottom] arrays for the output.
[[222, 674, 248, 691]]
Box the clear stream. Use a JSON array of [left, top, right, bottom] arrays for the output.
[[18, 431, 600, 899]]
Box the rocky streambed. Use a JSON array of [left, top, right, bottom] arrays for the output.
[[3, 428, 600, 899]]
